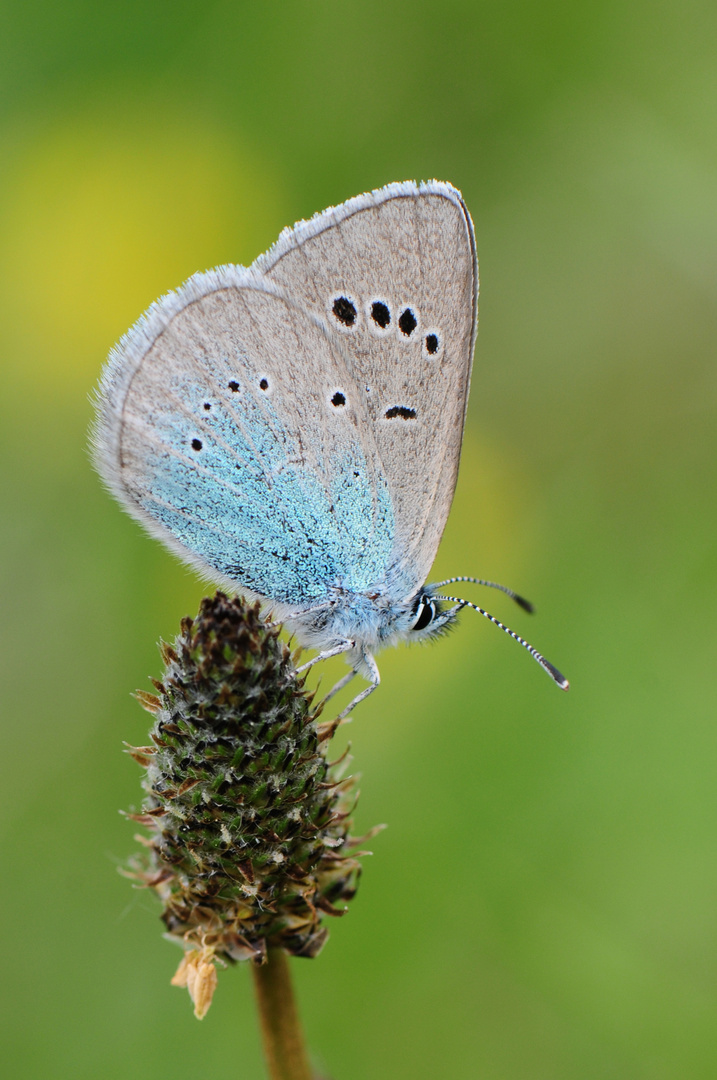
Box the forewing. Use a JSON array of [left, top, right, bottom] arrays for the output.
[[92, 271, 394, 608], [256, 180, 477, 596]]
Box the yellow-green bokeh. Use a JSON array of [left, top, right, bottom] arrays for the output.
[[1, 3, 716, 1078]]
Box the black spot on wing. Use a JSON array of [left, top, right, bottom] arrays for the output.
[[371, 301, 391, 328], [398, 308, 417, 336], [332, 296, 356, 326], [385, 406, 417, 420]]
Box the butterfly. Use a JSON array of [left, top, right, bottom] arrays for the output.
[[92, 180, 568, 717]]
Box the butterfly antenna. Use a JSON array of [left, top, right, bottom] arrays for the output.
[[432, 594, 569, 691], [429, 576, 534, 613]]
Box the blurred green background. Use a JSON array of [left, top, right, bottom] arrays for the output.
[[1, 2, 716, 1077]]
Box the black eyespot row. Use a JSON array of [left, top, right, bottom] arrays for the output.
[[371, 301, 391, 328], [425, 333, 439, 355], [398, 308, 417, 336], [191, 438, 202, 451], [259, 378, 269, 391], [331, 391, 346, 407], [384, 405, 417, 420], [203, 402, 212, 410], [228, 381, 240, 392], [332, 296, 357, 326]]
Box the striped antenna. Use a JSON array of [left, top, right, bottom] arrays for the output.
[[429, 576, 534, 613], [431, 594, 569, 691]]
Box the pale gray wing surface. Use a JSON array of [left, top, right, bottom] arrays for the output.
[[255, 180, 478, 598], [92, 270, 394, 609]]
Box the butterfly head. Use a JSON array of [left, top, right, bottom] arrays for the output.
[[402, 590, 462, 642], [280, 584, 462, 655]]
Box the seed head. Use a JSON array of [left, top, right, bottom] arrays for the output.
[[124, 593, 371, 1017]]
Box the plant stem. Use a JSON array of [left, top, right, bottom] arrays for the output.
[[252, 947, 313, 1080]]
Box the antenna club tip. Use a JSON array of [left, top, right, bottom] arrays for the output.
[[514, 594, 535, 614], [544, 662, 570, 690]]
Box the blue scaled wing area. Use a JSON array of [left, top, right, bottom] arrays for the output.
[[93, 271, 395, 607]]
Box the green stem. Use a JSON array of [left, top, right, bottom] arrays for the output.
[[252, 947, 313, 1080]]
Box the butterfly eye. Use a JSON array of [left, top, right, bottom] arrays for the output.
[[410, 596, 436, 632]]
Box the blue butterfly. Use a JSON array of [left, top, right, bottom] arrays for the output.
[[93, 181, 568, 717]]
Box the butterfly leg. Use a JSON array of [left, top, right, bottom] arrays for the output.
[[323, 668, 358, 704], [296, 640, 355, 674], [336, 651, 380, 721]]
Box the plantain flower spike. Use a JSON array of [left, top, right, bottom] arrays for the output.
[[124, 592, 373, 1018]]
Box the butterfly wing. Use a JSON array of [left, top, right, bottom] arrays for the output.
[[256, 180, 478, 599], [92, 271, 395, 609]]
